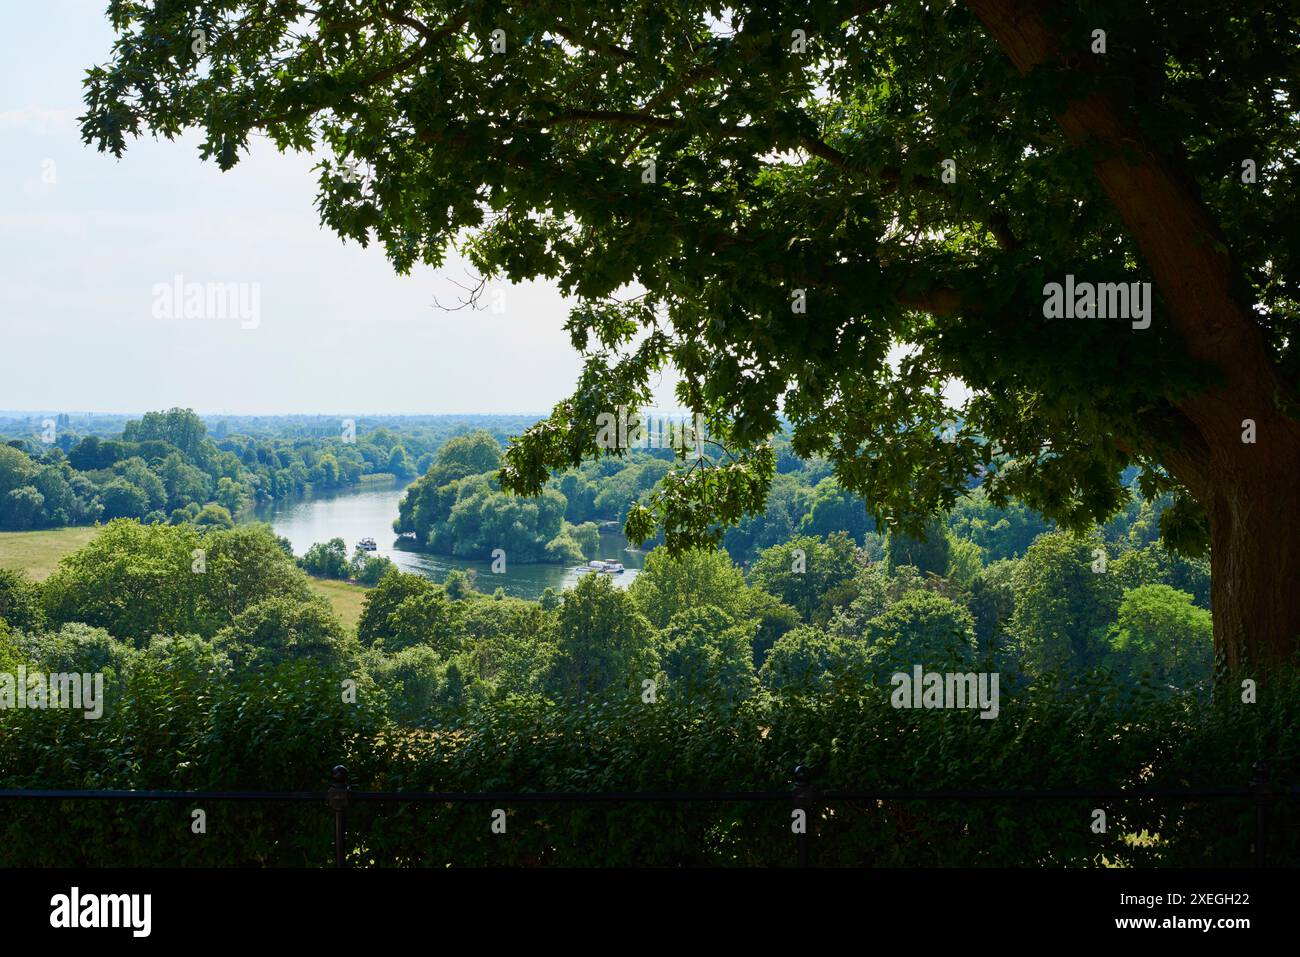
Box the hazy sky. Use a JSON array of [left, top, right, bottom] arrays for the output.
[[0, 1, 685, 416], [1, 3, 969, 421]]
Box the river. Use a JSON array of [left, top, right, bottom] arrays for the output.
[[250, 479, 644, 600]]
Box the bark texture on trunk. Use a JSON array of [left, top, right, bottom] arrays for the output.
[[967, 0, 1300, 670], [1206, 459, 1300, 672]]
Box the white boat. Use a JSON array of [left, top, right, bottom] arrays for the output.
[[357, 537, 378, 552]]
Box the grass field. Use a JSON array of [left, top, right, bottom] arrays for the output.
[[0, 526, 100, 579], [306, 576, 369, 631], [0, 525, 369, 630]]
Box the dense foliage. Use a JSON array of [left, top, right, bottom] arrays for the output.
[[77, 0, 1300, 669], [395, 430, 596, 563], [2, 487, 1267, 866]]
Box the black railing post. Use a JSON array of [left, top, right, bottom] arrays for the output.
[[793, 765, 817, 868], [1251, 760, 1271, 868], [327, 765, 351, 869]]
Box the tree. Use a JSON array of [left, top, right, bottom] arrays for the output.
[[543, 528, 585, 563], [112, 458, 167, 512], [591, 459, 668, 523], [460, 596, 556, 699], [886, 518, 952, 578], [723, 471, 812, 561], [0, 446, 37, 497], [395, 471, 464, 542], [967, 558, 1018, 657], [25, 467, 69, 527], [16, 623, 135, 706], [425, 431, 502, 485], [357, 571, 442, 647], [192, 503, 235, 528], [0, 449, 47, 530], [745, 588, 801, 669], [946, 488, 1054, 563], [43, 520, 311, 643], [1112, 542, 1212, 610], [69, 436, 124, 471], [1010, 531, 1122, 679], [196, 524, 314, 629], [1, 487, 45, 530], [442, 569, 477, 600], [946, 538, 985, 588], [123, 408, 208, 458], [396, 452, 573, 562], [215, 476, 249, 513], [214, 595, 352, 669], [759, 625, 870, 693], [444, 485, 569, 561], [386, 445, 413, 477], [828, 563, 894, 636], [547, 573, 655, 700], [312, 453, 342, 487], [861, 590, 979, 675], [83, 2, 1300, 670], [158, 453, 211, 511], [657, 605, 756, 702], [0, 567, 45, 632], [801, 478, 872, 544], [628, 546, 749, 629], [750, 533, 859, 622], [95, 478, 149, 521], [381, 587, 465, 655], [368, 644, 463, 725], [1106, 584, 1214, 688], [569, 521, 601, 558], [300, 538, 351, 579], [351, 551, 397, 586], [555, 472, 598, 523]]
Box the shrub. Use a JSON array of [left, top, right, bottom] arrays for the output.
[[1, 665, 1296, 867]]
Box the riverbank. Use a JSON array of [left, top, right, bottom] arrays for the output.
[[253, 480, 645, 600]]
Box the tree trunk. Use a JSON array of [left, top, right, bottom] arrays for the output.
[[1205, 442, 1300, 673], [967, 0, 1300, 671]]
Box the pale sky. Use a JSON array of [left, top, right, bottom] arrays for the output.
[[0, 2, 967, 419], [0, 0, 685, 416]]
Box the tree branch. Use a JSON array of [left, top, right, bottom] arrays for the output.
[[966, 0, 1294, 450]]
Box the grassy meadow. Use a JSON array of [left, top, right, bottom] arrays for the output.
[[0, 525, 368, 631], [0, 526, 100, 579]]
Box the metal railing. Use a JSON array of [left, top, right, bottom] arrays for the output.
[[1, 760, 1293, 867]]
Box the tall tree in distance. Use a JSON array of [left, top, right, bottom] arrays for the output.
[[81, 1, 1300, 670]]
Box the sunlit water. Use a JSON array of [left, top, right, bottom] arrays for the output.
[[249, 480, 644, 600]]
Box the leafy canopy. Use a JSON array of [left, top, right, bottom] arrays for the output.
[[80, 1, 1300, 552]]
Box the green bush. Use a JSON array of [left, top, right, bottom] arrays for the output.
[[0, 567, 45, 632], [42, 520, 312, 643], [1, 660, 1296, 866]]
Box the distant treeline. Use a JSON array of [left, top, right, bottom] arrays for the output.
[[0, 411, 542, 444], [0, 409, 537, 531]]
